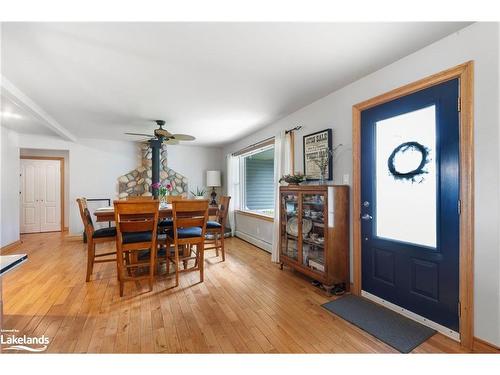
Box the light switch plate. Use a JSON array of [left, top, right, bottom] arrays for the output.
[[343, 174, 350, 185]]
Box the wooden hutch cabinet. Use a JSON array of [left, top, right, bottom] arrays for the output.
[[279, 185, 349, 291]]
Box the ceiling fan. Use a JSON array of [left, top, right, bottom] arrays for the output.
[[125, 120, 195, 145]]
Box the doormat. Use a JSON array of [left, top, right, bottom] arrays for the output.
[[322, 294, 436, 353]]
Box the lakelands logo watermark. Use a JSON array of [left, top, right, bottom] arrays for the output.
[[1, 329, 49, 352]]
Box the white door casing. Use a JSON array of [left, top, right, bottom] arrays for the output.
[[20, 159, 61, 233]]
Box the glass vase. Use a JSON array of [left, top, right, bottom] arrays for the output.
[[160, 194, 168, 205]]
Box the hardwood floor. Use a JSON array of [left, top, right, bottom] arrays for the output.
[[0, 232, 480, 353]]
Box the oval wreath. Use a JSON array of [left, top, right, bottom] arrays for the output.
[[387, 141, 430, 181]]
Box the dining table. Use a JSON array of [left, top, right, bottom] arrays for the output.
[[94, 203, 218, 222]]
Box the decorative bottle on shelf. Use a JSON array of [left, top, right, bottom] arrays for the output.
[[318, 167, 327, 185]]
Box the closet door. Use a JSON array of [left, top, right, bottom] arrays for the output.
[[20, 159, 61, 233], [38, 160, 61, 232], [20, 159, 41, 233]]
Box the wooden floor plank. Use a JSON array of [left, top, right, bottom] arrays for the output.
[[0, 232, 478, 354]]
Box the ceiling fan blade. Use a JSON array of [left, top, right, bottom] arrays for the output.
[[125, 132, 153, 137], [165, 139, 179, 145], [171, 134, 196, 141]]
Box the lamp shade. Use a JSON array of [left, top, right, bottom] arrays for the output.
[[206, 170, 221, 187]]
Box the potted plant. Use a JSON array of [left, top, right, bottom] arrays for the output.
[[190, 186, 206, 199], [279, 173, 306, 185]]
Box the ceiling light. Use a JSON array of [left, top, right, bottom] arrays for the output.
[[0, 111, 22, 119]]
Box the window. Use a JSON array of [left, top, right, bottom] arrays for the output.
[[239, 145, 275, 217]]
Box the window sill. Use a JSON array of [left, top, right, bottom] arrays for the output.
[[236, 210, 274, 222]]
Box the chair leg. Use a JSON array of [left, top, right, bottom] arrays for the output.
[[220, 232, 225, 262], [166, 246, 170, 275], [125, 252, 133, 276], [117, 248, 125, 297], [86, 240, 95, 282], [149, 247, 155, 292], [174, 244, 180, 287], [215, 235, 219, 257], [183, 244, 189, 270], [199, 242, 204, 282]]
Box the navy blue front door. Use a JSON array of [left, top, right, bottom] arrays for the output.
[[361, 79, 460, 331]]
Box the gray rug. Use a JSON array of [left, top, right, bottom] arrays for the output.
[[322, 294, 436, 353]]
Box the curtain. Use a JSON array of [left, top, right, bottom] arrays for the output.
[[225, 153, 239, 236], [271, 130, 291, 263]]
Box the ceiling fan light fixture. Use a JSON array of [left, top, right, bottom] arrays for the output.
[[124, 120, 195, 144]]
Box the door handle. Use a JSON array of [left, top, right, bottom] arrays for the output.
[[361, 214, 373, 220]]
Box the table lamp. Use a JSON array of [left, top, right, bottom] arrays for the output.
[[206, 170, 221, 206]]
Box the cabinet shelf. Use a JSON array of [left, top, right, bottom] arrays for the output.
[[279, 185, 349, 289]]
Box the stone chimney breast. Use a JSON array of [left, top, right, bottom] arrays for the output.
[[118, 142, 188, 198]]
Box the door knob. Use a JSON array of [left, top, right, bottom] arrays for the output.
[[361, 214, 373, 220]]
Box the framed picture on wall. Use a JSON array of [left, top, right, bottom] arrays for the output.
[[303, 128, 333, 180]]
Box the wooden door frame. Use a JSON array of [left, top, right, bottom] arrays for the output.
[[20, 156, 65, 232], [352, 61, 474, 349]]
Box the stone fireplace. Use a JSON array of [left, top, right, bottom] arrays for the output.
[[118, 142, 188, 198]]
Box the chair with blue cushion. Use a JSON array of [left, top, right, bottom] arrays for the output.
[[205, 196, 231, 261], [114, 199, 160, 296], [157, 196, 184, 234], [165, 199, 209, 287], [77, 198, 117, 282]]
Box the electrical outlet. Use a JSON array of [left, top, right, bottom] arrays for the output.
[[343, 174, 350, 185]]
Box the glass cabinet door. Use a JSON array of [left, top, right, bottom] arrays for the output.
[[301, 193, 326, 273], [281, 192, 299, 261]]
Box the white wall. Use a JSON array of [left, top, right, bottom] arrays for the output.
[[14, 135, 224, 235], [17, 134, 138, 234], [0, 127, 20, 247], [223, 22, 500, 346], [167, 144, 224, 196]]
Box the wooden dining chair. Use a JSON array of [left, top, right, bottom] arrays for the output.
[[166, 200, 209, 287], [204, 196, 231, 261], [76, 198, 117, 282], [158, 195, 184, 233], [114, 199, 160, 296]]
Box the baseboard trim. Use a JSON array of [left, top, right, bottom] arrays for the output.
[[0, 240, 23, 253], [235, 231, 272, 253], [473, 337, 500, 353]]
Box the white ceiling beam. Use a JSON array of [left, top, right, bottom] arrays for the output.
[[1, 75, 77, 142]]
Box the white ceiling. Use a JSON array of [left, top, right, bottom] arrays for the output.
[[1, 22, 471, 146]]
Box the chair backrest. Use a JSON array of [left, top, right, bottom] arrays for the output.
[[166, 195, 185, 204], [76, 197, 94, 237], [125, 195, 153, 200], [113, 200, 160, 243], [217, 196, 231, 228], [171, 199, 209, 239]]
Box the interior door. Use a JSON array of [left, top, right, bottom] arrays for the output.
[[20, 159, 40, 233], [20, 159, 61, 233], [39, 160, 61, 232], [360, 79, 460, 332]]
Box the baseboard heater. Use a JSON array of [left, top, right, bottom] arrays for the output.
[[235, 231, 272, 253]]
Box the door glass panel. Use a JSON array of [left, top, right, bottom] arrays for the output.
[[281, 192, 299, 261], [302, 193, 325, 273], [375, 105, 437, 248]]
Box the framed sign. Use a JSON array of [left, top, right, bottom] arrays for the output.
[[303, 129, 333, 180]]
